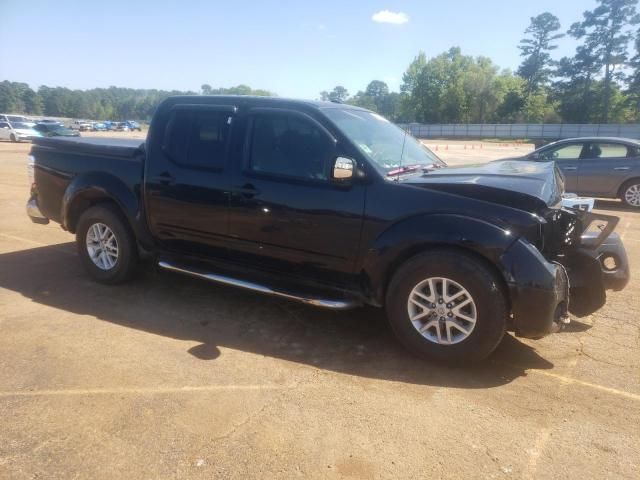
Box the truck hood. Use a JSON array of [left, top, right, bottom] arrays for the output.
[[403, 160, 563, 212]]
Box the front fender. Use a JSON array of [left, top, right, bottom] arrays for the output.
[[360, 214, 516, 304], [62, 172, 140, 235]]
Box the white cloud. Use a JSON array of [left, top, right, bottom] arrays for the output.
[[371, 10, 409, 25]]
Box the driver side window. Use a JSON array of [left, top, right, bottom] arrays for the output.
[[247, 112, 334, 181], [541, 143, 584, 161]]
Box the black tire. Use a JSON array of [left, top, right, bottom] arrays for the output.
[[385, 249, 508, 363], [620, 179, 640, 208], [75, 204, 138, 284], [10, 133, 17, 142]]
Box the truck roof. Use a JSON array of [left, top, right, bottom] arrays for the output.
[[160, 95, 368, 111]]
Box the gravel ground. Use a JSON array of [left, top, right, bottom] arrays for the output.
[[0, 138, 638, 479]]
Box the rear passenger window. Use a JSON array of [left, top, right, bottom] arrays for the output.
[[542, 143, 584, 161], [165, 109, 230, 169], [248, 112, 334, 180], [587, 143, 629, 159]]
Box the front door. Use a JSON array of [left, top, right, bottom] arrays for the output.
[[145, 105, 235, 258], [227, 108, 366, 287], [535, 141, 587, 194], [578, 142, 636, 197], [0, 122, 10, 140]]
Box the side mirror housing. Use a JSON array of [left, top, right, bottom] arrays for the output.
[[331, 156, 355, 184]]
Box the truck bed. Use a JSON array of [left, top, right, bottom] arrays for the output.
[[30, 136, 145, 226], [32, 136, 144, 158]]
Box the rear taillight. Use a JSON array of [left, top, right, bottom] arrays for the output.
[[27, 155, 35, 185]]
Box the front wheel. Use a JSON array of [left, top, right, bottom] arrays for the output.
[[10, 133, 17, 142], [76, 205, 138, 284], [386, 250, 508, 363], [621, 180, 640, 208]]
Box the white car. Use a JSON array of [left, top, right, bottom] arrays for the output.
[[561, 193, 595, 212], [0, 120, 42, 142]]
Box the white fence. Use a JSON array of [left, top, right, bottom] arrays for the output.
[[400, 123, 640, 140]]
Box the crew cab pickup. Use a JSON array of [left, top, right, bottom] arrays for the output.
[[26, 96, 630, 362]]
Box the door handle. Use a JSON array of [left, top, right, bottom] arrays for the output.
[[151, 172, 176, 186], [563, 166, 577, 171], [235, 183, 260, 198], [614, 167, 631, 171]]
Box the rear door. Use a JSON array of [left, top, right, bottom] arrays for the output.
[[535, 141, 587, 193], [145, 104, 235, 258], [578, 142, 637, 197]]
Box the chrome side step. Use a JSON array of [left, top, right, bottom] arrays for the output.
[[158, 260, 360, 310]]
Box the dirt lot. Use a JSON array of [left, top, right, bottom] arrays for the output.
[[420, 139, 535, 166], [0, 138, 639, 479]]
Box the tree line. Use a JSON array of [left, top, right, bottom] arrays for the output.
[[1, 0, 639, 124], [324, 0, 640, 124], [0, 83, 274, 121]]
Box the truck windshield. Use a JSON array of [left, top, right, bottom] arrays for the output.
[[323, 108, 444, 175]]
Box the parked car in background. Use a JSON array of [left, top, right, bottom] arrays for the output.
[[78, 122, 94, 132], [34, 123, 80, 138], [124, 120, 142, 131], [113, 122, 129, 131], [1, 114, 32, 124], [36, 119, 65, 127], [26, 96, 630, 363], [0, 121, 41, 142], [510, 137, 640, 208]]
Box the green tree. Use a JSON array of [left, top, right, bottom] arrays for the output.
[[626, 33, 640, 120], [568, 0, 640, 122], [320, 85, 349, 102], [517, 12, 563, 96]]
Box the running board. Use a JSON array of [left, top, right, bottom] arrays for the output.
[[158, 260, 360, 310]]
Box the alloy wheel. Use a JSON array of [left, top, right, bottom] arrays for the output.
[[86, 222, 119, 270], [624, 184, 640, 207], [407, 277, 477, 345]]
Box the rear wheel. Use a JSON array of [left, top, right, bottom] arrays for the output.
[[386, 250, 508, 363], [621, 180, 640, 208], [76, 205, 138, 284]]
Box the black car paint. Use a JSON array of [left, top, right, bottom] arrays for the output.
[[28, 96, 628, 340]]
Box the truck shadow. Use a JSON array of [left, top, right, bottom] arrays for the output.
[[0, 243, 554, 389]]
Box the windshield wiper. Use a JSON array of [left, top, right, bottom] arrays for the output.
[[386, 164, 424, 177]]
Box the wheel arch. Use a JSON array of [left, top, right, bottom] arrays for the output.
[[617, 177, 640, 198], [62, 173, 139, 235], [360, 214, 515, 306]]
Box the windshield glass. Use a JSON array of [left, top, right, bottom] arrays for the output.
[[7, 116, 28, 123], [323, 108, 443, 174]]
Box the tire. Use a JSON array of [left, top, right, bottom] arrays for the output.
[[75, 204, 138, 284], [10, 133, 17, 142], [385, 249, 508, 363], [620, 179, 640, 208]]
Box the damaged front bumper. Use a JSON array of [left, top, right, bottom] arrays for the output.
[[502, 210, 629, 339]]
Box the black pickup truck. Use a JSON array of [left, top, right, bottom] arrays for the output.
[[26, 96, 629, 362]]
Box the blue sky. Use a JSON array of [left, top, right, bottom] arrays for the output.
[[0, 0, 592, 98]]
